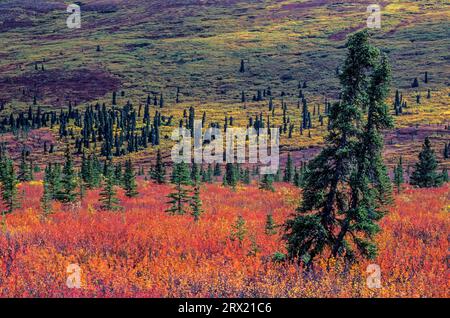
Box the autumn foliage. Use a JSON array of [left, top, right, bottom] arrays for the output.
[[0, 181, 448, 297]]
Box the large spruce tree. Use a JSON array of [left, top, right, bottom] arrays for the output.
[[284, 30, 393, 265]]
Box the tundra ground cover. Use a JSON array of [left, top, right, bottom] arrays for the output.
[[0, 181, 448, 297]]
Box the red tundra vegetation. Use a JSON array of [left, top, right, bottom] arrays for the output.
[[0, 181, 448, 297]]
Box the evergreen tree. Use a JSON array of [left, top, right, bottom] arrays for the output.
[[56, 145, 78, 204], [259, 173, 274, 192], [213, 163, 221, 177], [114, 163, 123, 186], [18, 149, 32, 182], [293, 167, 302, 187], [0, 157, 19, 215], [444, 143, 449, 159], [239, 59, 245, 73], [393, 156, 404, 194], [48, 163, 62, 200], [190, 183, 203, 222], [265, 213, 277, 235], [166, 161, 191, 215], [410, 137, 443, 188], [123, 159, 138, 198], [150, 149, 166, 184], [112, 91, 117, 105], [99, 162, 121, 211], [283, 152, 294, 183], [41, 166, 53, 218], [223, 163, 237, 188], [230, 215, 247, 247], [242, 168, 251, 185], [284, 31, 394, 265], [190, 163, 201, 184], [441, 168, 448, 183], [159, 93, 164, 108], [171, 161, 191, 185]]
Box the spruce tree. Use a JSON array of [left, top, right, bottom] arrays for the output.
[[283, 152, 294, 183], [293, 167, 302, 187], [0, 157, 19, 215], [190, 183, 203, 222], [242, 168, 251, 185], [259, 173, 274, 192], [56, 145, 78, 204], [230, 215, 247, 247], [206, 164, 213, 183], [191, 163, 201, 184], [441, 168, 448, 183], [41, 165, 53, 218], [213, 163, 221, 177], [123, 159, 138, 198], [114, 163, 123, 186], [284, 31, 394, 265], [265, 213, 277, 235], [166, 161, 191, 215], [393, 156, 404, 194], [18, 149, 32, 182], [150, 149, 166, 184], [48, 163, 62, 199], [410, 137, 443, 188], [100, 162, 121, 211], [223, 163, 237, 189], [239, 59, 245, 73]]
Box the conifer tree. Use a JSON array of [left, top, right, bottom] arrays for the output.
[[18, 149, 32, 182], [223, 163, 237, 189], [243, 168, 251, 185], [259, 173, 274, 192], [171, 161, 191, 185], [190, 183, 203, 222], [283, 152, 294, 183], [410, 137, 443, 188], [285, 31, 394, 265], [230, 215, 247, 247], [0, 156, 19, 215], [265, 213, 277, 235], [167, 161, 191, 215], [213, 163, 221, 177], [393, 156, 404, 194], [41, 166, 53, 218], [239, 59, 245, 73], [100, 162, 121, 211], [150, 149, 166, 184], [56, 145, 78, 204], [123, 159, 138, 198], [159, 93, 164, 108], [191, 163, 201, 184], [206, 164, 213, 183], [112, 91, 117, 105], [48, 163, 62, 199], [441, 168, 448, 183]]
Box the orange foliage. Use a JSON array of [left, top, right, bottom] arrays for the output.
[[0, 181, 448, 297]]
